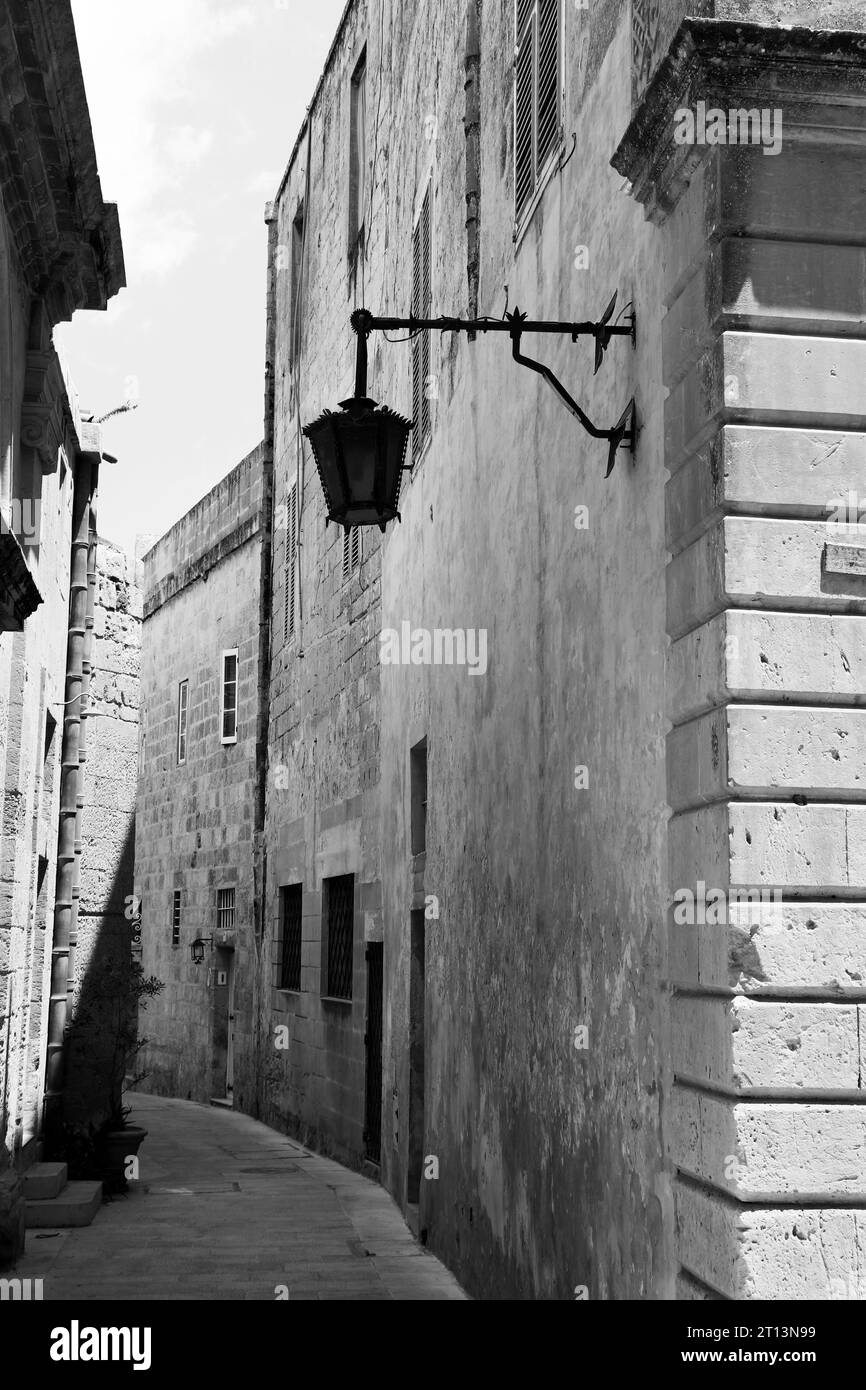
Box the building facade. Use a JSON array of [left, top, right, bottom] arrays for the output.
[[137, 0, 866, 1300], [0, 0, 125, 1262], [135, 446, 268, 1115]]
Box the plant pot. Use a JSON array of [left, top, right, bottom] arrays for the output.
[[103, 1126, 148, 1178]]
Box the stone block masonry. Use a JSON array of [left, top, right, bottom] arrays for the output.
[[615, 16, 866, 1299], [62, 540, 141, 1126], [136, 446, 266, 1117]]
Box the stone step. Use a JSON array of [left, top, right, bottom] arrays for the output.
[[23, 1162, 68, 1201], [25, 1181, 102, 1229]]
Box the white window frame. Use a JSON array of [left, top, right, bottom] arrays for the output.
[[513, 0, 566, 246], [177, 680, 189, 766], [220, 648, 239, 746]]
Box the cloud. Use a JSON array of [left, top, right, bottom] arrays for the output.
[[164, 126, 215, 167], [136, 211, 199, 279], [71, 0, 253, 281]]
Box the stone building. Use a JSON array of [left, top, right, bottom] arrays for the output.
[[137, 0, 866, 1300], [135, 446, 269, 1114], [0, 0, 126, 1260]]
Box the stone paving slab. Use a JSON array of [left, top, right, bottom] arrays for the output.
[[12, 1094, 467, 1302]]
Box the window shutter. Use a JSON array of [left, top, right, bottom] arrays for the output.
[[284, 482, 297, 642], [537, 0, 560, 169], [412, 185, 432, 454], [342, 526, 361, 581], [515, 6, 535, 217], [515, 0, 561, 225]]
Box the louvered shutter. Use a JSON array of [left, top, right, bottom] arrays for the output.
[[412, 185, 432, 454], [284, 482, 297, 642], [342, 526, 361, 581], [515, 0, 561, 224], [515, 4, 535, 218], [537, 0, 560, 169]]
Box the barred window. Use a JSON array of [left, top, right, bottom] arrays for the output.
[[217, 888, 236, 934], [324, 875, 354, 1001], [279, 885, 303, 992], [515, 0, 563, 229], [172, 890, 181, 948]]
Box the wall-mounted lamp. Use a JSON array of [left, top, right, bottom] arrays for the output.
[[190, 937, 214, 965], [303, 297, 637, 532]]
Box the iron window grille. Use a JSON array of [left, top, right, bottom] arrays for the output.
[[221, 649, 238, 744], [172, 890, 181, 948], [325, 874, 355, 1001], [279, 884, 303, 992], [177, 680, 189, 766], [217, 887, 236, 934], [514, 0, 563, 234]]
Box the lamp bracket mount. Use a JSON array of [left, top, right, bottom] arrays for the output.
[[349, 297, 637, 474]]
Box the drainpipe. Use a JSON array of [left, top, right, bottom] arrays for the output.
[[252, 204, 278, 1118], [42, 443, 99, 1141]]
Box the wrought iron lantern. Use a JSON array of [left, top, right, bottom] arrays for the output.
[[303, 314, 413, 533], [303, 298, 637, 533], [190, 936, 213, 965]]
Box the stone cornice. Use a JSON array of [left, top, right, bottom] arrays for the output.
[[0, 0, 125, 323], [613, 19, 866, 222], [143, 514, 265, 621]]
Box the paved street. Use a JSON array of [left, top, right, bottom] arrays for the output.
[[13, 1094, 467, 1301]]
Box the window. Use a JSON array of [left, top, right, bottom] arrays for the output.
[[349, 49, 367, 253], [177, 681, 189, 766], [514, 0, 563, 230], [284, 481, 298, 643], [323, 874, 354, 1001], [290, 207, 305, 364], [411, 184, 433, 456], [217, 888, 236, 934], [411, 739, 428, 856], [172, 891, 181, 948], [279, 884, 303, 992], [342, 526, 361, 582], [221, 650, 238, 744]]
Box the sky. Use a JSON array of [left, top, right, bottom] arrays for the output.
[[57, 0, 348, 562]]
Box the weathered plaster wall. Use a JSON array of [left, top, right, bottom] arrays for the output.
[[136, 448, 264, 1114], [262, 0, 386, 1170], [268, 0, 674, 1297]]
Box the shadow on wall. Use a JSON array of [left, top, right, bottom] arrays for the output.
[[44, 818, 164, 1188]]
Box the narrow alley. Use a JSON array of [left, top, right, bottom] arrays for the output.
[[12, 1096, 466, 1302]]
